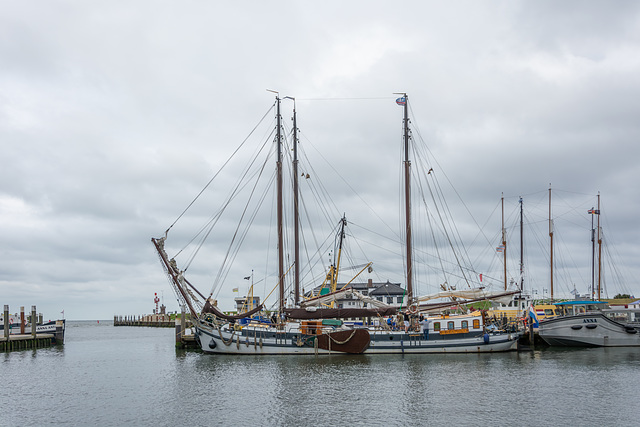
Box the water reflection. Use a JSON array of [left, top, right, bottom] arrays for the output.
[[2, 323, 640, 426]]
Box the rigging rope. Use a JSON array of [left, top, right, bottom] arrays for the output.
[[211, 153, 275, 297], [164, 103, 275, 235]]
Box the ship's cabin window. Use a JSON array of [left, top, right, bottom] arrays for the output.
[[447, 321, 455, 330], [473, 319, 480, 329], [461, 320, 468, 329], [544, 309, 554, 315], [433, 322, 441, 331]]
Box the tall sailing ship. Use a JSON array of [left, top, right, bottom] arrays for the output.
[[153, 94, 520, 355]]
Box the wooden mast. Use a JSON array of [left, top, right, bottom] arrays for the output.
[[590, 203, 596, 300], [597, 193, 602, 301], [519, 196, 524, 292], [291, 98, 300, 307], [331, 216, 347, 293], [589, 193, 602, 301], [276, 95, 285, 318], [549, 186, 554, 301], [401, 93, 413, 303], [502, 194, 507, 291]]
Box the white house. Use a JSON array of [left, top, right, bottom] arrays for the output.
[[309, 279, 407, 309]]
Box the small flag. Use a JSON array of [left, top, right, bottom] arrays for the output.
[[496, 245, 505, 253], [244, 276, 250, 280], [587, 209, 600, 215], [232, 287, 239, 292], [396, 97, 406, 106], [479, 273, 483, 282], [528, 303, 539, 327]]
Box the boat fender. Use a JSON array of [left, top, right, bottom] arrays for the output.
[[625, 327, 637, 334], [483, 333, 490, 344], [209, 338, 217, 349]]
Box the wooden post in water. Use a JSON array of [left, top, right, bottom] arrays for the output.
[[31, 306, 36, 338], [175, 316, 182, 345], [3, 305, 8, 339], [20, 306, 25, 334], [180, 306, 186, 340], [54, 320, 64, 343]]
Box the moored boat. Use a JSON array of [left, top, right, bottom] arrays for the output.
[[537, 301, 640, 347], [0, 318, 66, 343], [153, 94, 520, 355]]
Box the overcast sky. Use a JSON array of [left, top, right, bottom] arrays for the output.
[[2, 1, 640, 320]]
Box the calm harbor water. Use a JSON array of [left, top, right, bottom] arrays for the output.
[[2, 321, 639, 426]]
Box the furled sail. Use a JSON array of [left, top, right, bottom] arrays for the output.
[[202, 299, 264, 320], [416, 289, 517, 305], [284, 306, 397, 320]]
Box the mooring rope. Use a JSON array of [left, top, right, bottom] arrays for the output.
[[327, 329, 358, 345], [216, 322, 236, 346]]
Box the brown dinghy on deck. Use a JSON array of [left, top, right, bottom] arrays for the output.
[[315, 329, 370, 354]]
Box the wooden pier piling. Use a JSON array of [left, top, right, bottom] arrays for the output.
[[173, 306, 197, 348], [1, 304, 62, 353], [113, 313, 188, 328], [113, 309, 197, 349], [3, 305, 9, 340], [1, 334, 54, 352], [31, 306, 36, 338]]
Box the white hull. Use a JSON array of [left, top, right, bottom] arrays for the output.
[[538, 313, 640, 347], [197, 323, 334, 355], [365, 330, 519, 354], [1, 320, 63, 335], [195, 321, 519, 355]]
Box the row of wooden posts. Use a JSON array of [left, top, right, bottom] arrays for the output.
[[113, 314, 174, 327], [114, 308, 196, 348], [1, 305, 54, 352]]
